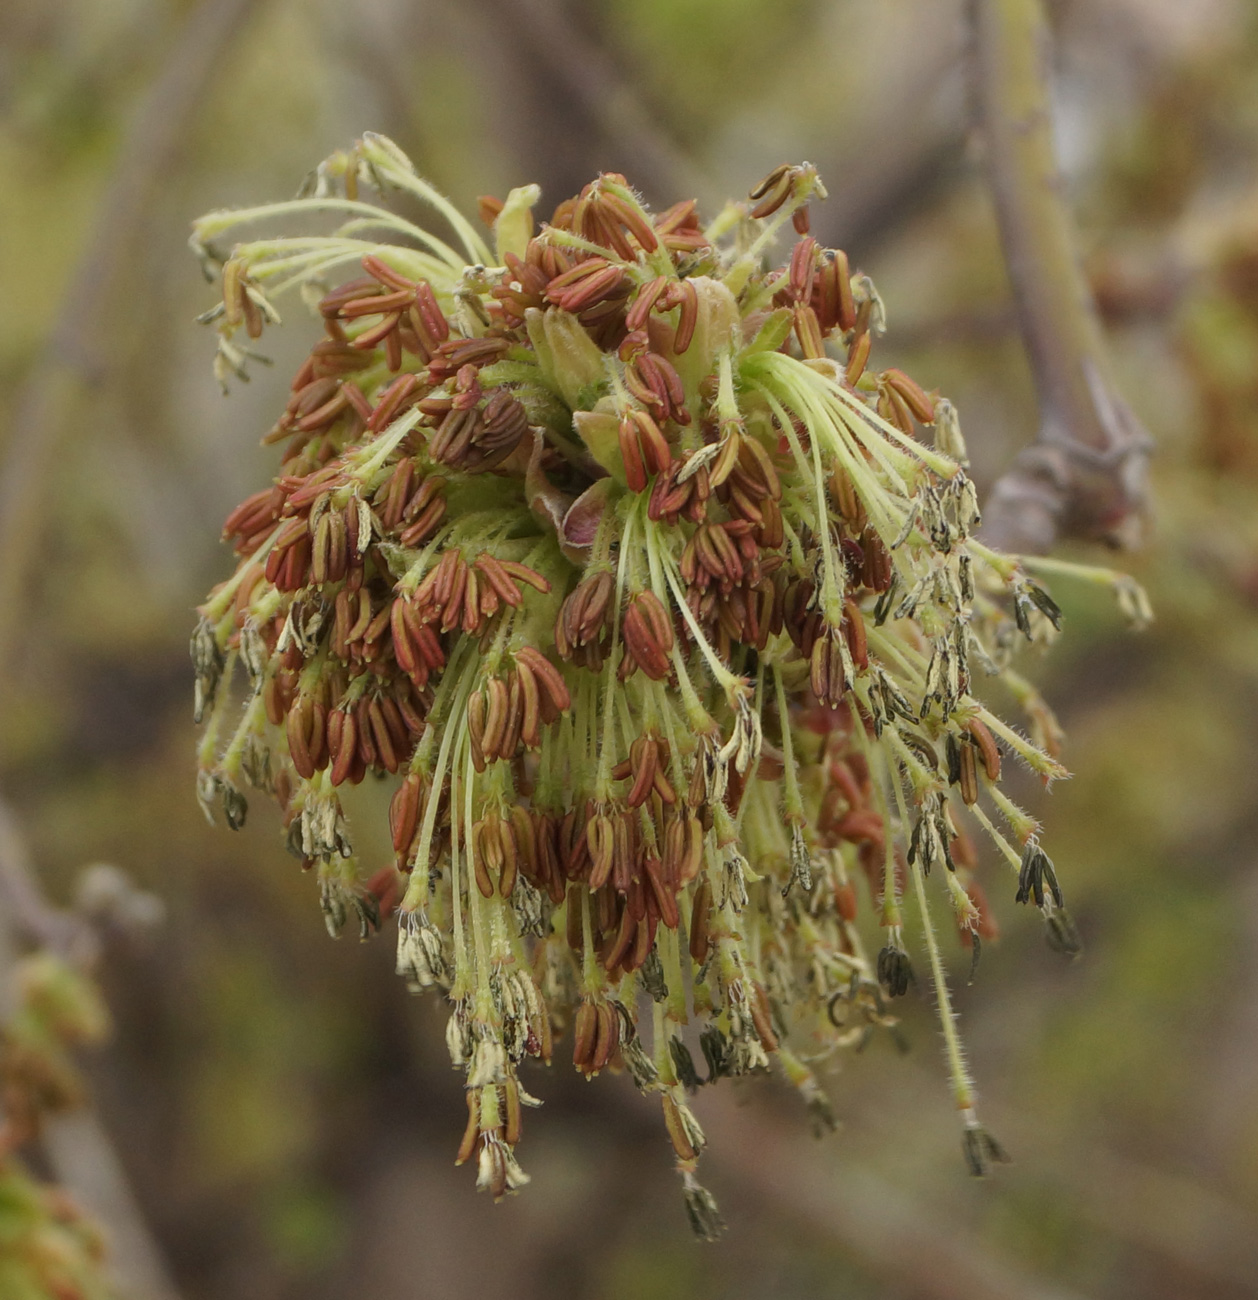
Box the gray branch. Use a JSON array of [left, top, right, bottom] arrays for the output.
[[969, 0, 1152, 553]]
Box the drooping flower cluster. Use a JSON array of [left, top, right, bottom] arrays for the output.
[[191, 135, 1143, 1233]]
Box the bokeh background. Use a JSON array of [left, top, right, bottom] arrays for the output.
[[3, 0, 1258, 1296]]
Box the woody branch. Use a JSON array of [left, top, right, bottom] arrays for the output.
[[969, 0, 1152, 554]]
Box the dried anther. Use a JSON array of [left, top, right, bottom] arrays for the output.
[[877, 943, 915, 998], [1015, 841, 1063, 910], [1044, 908, 1083, 957], [962, 1120, 1011, 1178], [681, 1169, 725, 1242]]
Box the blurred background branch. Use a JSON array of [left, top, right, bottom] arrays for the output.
[[970, 0, 1153, 552], [0, 0, 264, 681], [0, 800, 83, 963]]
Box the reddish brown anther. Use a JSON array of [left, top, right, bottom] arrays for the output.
[[620, 590, 675, 682], [477, 195, 504, 227], [659, 279, 699, 353], [883, 368, 936, 424], [626, 275, 668, 333], [966, 718, 1001, 782], [545, 259, 629, 314], [555, 571, 614, 666], [749, 164, 793, 215], [790, 237, 819, 301], [624, 351, 690, 425], [845, 331, 871, 385]]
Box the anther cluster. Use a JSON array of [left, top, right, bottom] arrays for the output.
[[192, 135, 1093, 1231]]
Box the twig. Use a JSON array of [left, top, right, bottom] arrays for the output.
[[0, 803, 83, 964], [968, 0, 1152, 553], [0, 0, 265, 681]]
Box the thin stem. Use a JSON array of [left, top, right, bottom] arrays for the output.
[[892, 773, 977, 1112]]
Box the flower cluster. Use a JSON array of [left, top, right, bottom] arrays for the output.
[[191, 136, 1142, 1233]]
